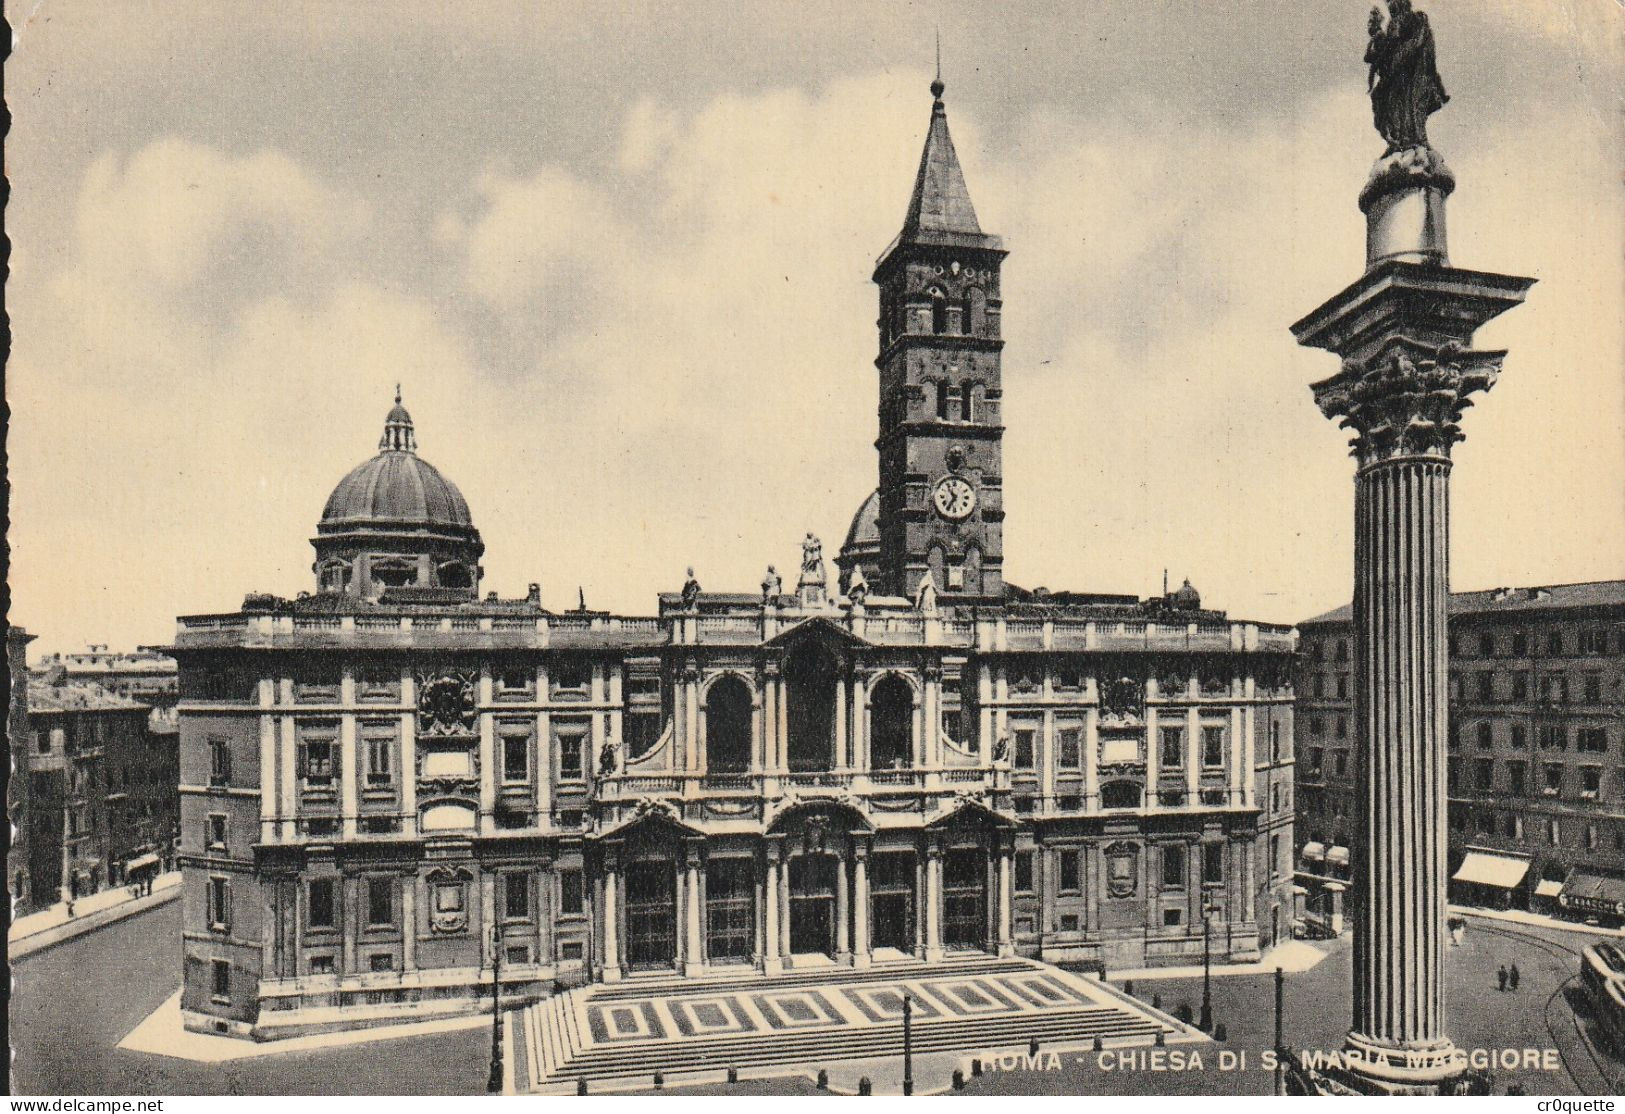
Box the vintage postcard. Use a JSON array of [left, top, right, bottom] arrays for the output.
[[6, 0, 1623, 1102]]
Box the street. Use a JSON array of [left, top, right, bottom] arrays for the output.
[[10, 899, 488, 1095], [12, 899, 1625, 1097]]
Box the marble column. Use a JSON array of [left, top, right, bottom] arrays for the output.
[[1293, 141, 1532, 1092], [835, 849, 851, 962], [924, 843, 944, 962], [997, 842, 1014, 957], [763, 838, 783, 974], [852, 840, 872, 968], [684, 843, 705, 975], [601, 851, 623, 982]]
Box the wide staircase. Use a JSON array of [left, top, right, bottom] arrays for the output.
[[514, 955, 1184, 1092]]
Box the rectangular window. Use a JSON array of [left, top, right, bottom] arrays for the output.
[[1058, 850, 1080, 893], [370, 953, 394, 972], [1582, 766, 1603, 795], [364, 729, 394, 787], [208, 876, 230, 930], [1584, 674, 1603, 704], [1478, 632, 1496, 657], [1014, 851, 1034, 893], [1057, 728, 1082, 770], [1335, 675, 1348, 699], [1580, 629, 1609, 655], [211, 959, 230, 1001], [1473, 758, 1494, 790], [559, 869, 584, 915], [1334, 750, 1348, 776], [207, 813, 228, 850], [625, 712, 663, 759], [1014, 730, 1036, 770], [496, 663, 536, 697], [1476, 723, 1493, 749], [1508, 762, 1526, 795], [1512, 672, 1530, 701], [1164, 908, 1183, 927], [309, 954, 335, 975], [502, 731, 530, 783], [1477, 673, 1494, 702], [1578, 728, 1608, 753], [1271, 721, 1282, 763], [1202, 726, 1225, 768], [1162, 846, 1185, 888], [1512, 632, 1528, 656], [504, 873, 531, 921], [556, 728, 585, 781], [1202, 843, 1223, 885], [209, 738, 231, 786], [1544, 764, 1564, 794], [1547, 631, 1563, 656], [550, 660, 591, 695], [1336, 716, 1347, 740], [1512, 725, 1527, 749], [301, 736, 335, 787], [308, 877, 337, 930], [1059, 914, 1080, 932], [1160, 728, 1184, 768], [1309, 717, 1323, 736], [367, 877, 394, 927]]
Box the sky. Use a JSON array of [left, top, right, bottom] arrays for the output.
[[6, 0, 1623, 659]]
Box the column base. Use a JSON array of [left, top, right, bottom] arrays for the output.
[[1331, 1032, 1469, 1093], [925, 945, 944, 963], [683, 961, 707, 977], [853, 950, 872, 969], [762, 957, 783, 976], [997, 942, 1015, 958], [601, 965, 623, 983]]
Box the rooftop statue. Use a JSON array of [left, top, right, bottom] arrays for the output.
[[1365, 0, 1449, 152]]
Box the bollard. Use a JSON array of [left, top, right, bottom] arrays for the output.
[[576, 1079, 588, 1096], [1152, 993, 1162, 1009], [1093, 1036, 1103, 1052], [858, 1077, 872, 1096], [728, 1067, 738, 1084], [971, 1058, 983, 1077], [654, 1071, 664, 1089], [1214, 1023, 1227, 1042], [817, 1069, 828, 1090], [1155, 1031, 1166, 1047], [1029, 1038, 1040, 1056], [1124, 979, 1134, 996]]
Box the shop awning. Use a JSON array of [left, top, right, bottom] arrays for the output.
[[1301, 842, 1326, 861], [1326, 846, 1350, 867], [1559, 870, 1625, 917], [1534, 879, 1564, 899], [1452, 851, 1530, 889], [126, 852, 162, 873]]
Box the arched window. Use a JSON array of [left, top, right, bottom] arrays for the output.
[[930, 289, 948, 335], [966, 287, 987, 336], [438, 562, 472, 589], [936, 381, 951, 420], [1101, 781, 1142, 809], [870, 675, 913, 770], [960, 379, 977, 422], [786, 644, 837, 772], [962, 545, 982, 595], [706, 676, 752, 774]]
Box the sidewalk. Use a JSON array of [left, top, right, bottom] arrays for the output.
[[1450, 902, 1625, 939], [1108, 937, 1329, 983], [10, 871, 182, 958]]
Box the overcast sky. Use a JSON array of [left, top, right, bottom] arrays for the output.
[[7, 0, 1622, 658]]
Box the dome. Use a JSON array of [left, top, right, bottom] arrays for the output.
[[842, 489, 880, 551], [318, 394, 474, 532], [1174, 578, 1201, 610], [321, 453, 473, 529]]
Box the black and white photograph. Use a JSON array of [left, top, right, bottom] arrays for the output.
[[5, 0, 1623, 1101]]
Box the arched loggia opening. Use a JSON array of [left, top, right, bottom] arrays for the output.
[[705, 675, 752, 774], [786, 643, 837, 772], [870, 675, 914, 770]]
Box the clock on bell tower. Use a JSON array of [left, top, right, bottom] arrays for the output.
[[871, 74, 1007, 599]]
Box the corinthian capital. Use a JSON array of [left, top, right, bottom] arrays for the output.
[[1313, 340, 1505, 465]]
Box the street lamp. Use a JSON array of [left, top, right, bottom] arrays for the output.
[[1199, 900, 1215, 1032], [1273, 966, 1285, 1096], [487, 923, 504, 1093], [902, 992, 914, 1096]]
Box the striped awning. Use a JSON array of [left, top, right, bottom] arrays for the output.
[[1534, 879, 1564, 898], [1326, 846, 1350, 867], [1452, 851, 1530, 889], [126, 852, 162, 873], [1301, 841, 1326, 861]]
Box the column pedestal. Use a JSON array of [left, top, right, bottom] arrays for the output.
[[601, 854, 623, 983], [924, 844, 944, 963], [852, 841, 872, 968], [762, 838, 783, 975]]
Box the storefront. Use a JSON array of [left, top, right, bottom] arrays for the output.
[[1450, 849, 1531, 910], [1558, 869, 1625, 927]]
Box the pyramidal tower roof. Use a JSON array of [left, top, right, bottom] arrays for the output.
[[878, 72, 1003, 272]]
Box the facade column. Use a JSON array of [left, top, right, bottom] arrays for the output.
[[779, 854, 792, 960], [776, 675, 790, 772], [924, 842, 944, 962], [835, 847, 851, 962], [835, 674, 849, 771], [601, 850, 623, 982], [763, 837, 783, 974], [401, 876, 417, 972], [852, 839, 872, 968], [342, 875, 359, 974], [1294, 143, 1532, 1090], [1083, 706, 1100, 809], [478, 668, 496, 834], [684, 842, 705, 975], [997, 841, 1014, 957], [1186, 707, 1201, 806]]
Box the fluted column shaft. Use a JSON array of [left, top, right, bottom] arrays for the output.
[[1350, 455, 1451, 1056]]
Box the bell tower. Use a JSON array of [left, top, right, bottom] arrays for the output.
[[872, 73, 1007, 599]]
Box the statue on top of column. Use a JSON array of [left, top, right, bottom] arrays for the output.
[[1365, 0, 1449, 153]]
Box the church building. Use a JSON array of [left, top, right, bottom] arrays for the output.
[[173, 77, 1297, 1039]]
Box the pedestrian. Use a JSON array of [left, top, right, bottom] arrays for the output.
[[1508, 963, 1520, 991], [1496, 965, 1508, 992]]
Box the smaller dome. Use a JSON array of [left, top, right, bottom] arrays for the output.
[[1174, 578, 1201, 610], [842, 489, 881, 551], [318, 393, 474, 531]]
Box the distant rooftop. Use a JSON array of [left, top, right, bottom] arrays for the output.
[[1300, 579, 1625, 627], [27, 678, 148, 713]]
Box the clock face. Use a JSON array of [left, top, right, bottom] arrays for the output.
[[933, 476, 977, 521]]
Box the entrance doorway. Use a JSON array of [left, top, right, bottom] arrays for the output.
[[625, 861, 677, 969], [789, 854, 838, 957], [870, 852, 916, 952], [943, 848, 987, 950], [706, 857, 755, 963]]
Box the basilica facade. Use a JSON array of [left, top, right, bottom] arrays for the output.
[[174, 79, 1297, 1039]]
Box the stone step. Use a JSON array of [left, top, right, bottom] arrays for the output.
[[590, 955, 1029, 1002]]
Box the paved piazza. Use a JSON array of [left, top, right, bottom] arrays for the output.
[[516, 957, 1194, 1092]]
